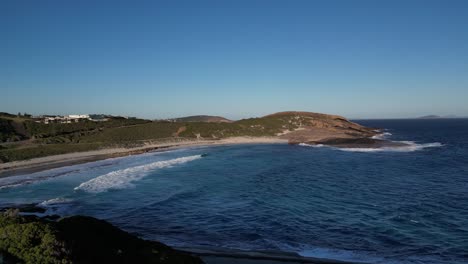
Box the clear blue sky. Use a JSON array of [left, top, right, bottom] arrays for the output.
[[2, 0, 468, 119]]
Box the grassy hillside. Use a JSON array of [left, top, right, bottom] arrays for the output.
[[0, 115, 150, 143], [0, 116, 153, 162]]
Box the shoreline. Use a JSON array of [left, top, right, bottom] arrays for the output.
[[0, 137, 287, 178], [0, 203, 361, 264], [180, 247, 359, 264]]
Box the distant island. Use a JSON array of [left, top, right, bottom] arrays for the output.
[[0, 110, 403, 174], [417, 114, 459, 119]]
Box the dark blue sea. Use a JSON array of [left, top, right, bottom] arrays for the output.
[[1, 119, 467, 263]]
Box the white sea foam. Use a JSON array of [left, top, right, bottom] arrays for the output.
[[299, 141, 443, 152], [39, 197, 73, 206], [339, 141, 443, 152], [298, 143, 324, 148], [36, 197, 76, 216], [371, 132, 393, 140], [74, 155, 202, 193]]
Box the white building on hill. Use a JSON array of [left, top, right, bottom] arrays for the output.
[[42, 114, 90, 124]]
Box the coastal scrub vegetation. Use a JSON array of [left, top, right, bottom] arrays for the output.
[[0, 210, 203, 264]]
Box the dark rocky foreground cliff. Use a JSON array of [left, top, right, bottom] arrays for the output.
[[0, 209, 203, 264]]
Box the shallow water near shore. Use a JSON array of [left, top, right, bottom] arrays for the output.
[[1, 119, 468, 263]]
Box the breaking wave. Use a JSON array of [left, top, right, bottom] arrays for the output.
[[299, 141, 443, 152], [39, 197, 74, 207], [37, 197, 76, 216], [339, 141, 443, 152], [298, 143, 324, 148], [74, 155, 202, 193], [371, 132, 393, 140]]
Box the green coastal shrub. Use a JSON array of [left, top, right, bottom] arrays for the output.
[[0, 211, 203, 264], [0, 211, 70, 264]]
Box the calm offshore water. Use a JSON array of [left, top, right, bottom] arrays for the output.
[[1, 119, 467, 263]]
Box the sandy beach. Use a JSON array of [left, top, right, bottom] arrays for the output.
[[0, 137, 287, 178]]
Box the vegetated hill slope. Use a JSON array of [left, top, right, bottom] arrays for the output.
[[0, 116, 151, 144], [0, 119, 28, 142], [171, 115, 232, 123], [0, 113, 32, 142]]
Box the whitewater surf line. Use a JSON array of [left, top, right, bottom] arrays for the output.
[[299, 141, 443, 152], [74, 155, 203, 193]]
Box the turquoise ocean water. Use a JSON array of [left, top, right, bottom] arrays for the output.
[[1, 119, 467, 263]]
